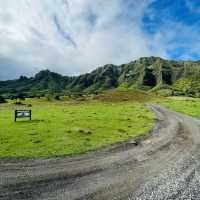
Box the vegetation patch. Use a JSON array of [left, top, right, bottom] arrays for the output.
[[158, 96, 200, 118]]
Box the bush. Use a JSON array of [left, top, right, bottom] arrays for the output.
[[54, 95, 61, 100], [0, 96, 6, 104], [17, 93, 26, 101], [45, 94, 53, 101], [156, 89, 173, 97], [13, 101, 24, 105], [11, 93, 26, 101]]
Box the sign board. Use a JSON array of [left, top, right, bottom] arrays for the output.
[[15, 110, 32, 122]]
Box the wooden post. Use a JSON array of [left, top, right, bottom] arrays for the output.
[[30, 110, 32, 121], [15, 110, 17, 122]]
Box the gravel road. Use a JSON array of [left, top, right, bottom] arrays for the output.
[[1, 105, 200, 200]]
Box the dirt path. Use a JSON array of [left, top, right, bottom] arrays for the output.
[[1, 105, 200, 200]]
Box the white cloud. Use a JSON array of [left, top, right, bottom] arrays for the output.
[[0, 0, 167, 80]]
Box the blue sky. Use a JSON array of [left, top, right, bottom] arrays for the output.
[[142, 0, 200, 60], [0, 0, 200, 80]]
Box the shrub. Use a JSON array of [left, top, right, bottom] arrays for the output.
[[13, 101, 24, 105], [11, 93, 26, 101], [54, 95, 61, 100], [45, 94, 53, 101], [156, 89, 173, 97], [0, 96, 6, 104]]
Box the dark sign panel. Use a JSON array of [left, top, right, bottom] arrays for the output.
[[15, 110, 32, 122]]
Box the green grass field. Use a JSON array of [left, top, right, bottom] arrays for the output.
[[0, 96, 155, 158], [159, 96, 200, 119]]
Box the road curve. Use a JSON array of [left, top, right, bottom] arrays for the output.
[[1, 105, 200, 200]]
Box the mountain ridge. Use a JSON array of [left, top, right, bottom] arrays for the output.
[[1, 56, 200, 97]]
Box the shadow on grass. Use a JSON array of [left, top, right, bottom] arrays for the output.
[[15, 119, 45, 124]]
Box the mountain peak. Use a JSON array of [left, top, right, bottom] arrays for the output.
[[35, 69, 51, 77], [34, 69, 62, 79]]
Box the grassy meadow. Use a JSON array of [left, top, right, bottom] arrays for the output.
[[0, 92, 155, 158], [159, 96, 200, 119]]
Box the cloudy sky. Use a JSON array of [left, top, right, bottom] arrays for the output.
[[0, 0, 200, 80]]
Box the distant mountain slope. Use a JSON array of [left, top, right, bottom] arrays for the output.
[[1, 57, 200, 97]]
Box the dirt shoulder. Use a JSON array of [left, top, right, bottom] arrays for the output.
[[1, 105, 200, 200]]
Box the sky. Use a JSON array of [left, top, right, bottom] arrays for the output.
[[0, 0, 200, 80]]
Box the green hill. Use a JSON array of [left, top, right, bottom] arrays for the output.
[[1, 57, 200, 98]]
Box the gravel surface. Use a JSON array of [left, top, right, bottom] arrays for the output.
[[1, 105, 200, 200]]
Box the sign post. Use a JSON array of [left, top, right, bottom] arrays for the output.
[[15, 110, 32, 122]]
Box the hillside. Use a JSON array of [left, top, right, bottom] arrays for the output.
[[1, 56, 200, 97]]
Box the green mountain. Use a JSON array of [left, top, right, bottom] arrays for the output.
[[1, 56, 200, 98]]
